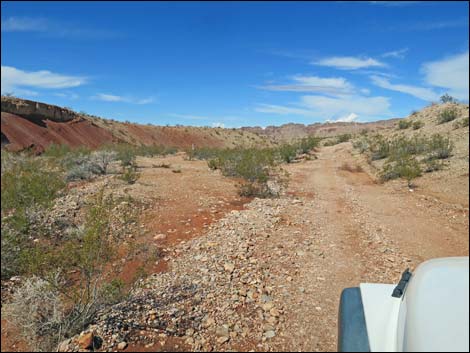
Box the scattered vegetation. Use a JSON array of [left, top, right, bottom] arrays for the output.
[[398, 120, 412, 129], [440, 93, 457, 104], [438, 107, 458, 124], [412, 121, 424, 130], [120, 166, 140, 184], [353, 132, 454, 187], [3, 190, 123, 351]]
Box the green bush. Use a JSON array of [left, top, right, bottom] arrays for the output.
[[298, 136, 320, 153], [440, 93, 456, 104], [43, 143, 73, 158], [381, 156, 422, 187], [120, 166, 140, 184], [438, 108, 458, 124], [337, 134, 352, 143], [412, 121, 424, 130], [398, 120, 412, 129], [4, 190, 119, 351], [278, 143, 298, 163], [426, 134, 454, 160]]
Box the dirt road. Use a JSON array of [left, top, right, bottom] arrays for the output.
[[269, 143, 469, 351]]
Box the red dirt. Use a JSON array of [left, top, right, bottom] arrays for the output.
[[1, 112, 116, 153]]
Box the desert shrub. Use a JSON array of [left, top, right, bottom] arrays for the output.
[[1, 155, 64, 214], [43, 143, 73, 158], [352, 138, 369, 154], [454, 117, 469, 129], [440, 93, 456, 104], [424, 159, 444, 173], [388, 135, 428, 160], [380, 156, 422, 187], [412, 121, 424, 130], [4, 191, 120, 351], [398, 120, 412, 129], [323, 139, 338, 147], [65, 151, 116, 181], [298, 136, 320, 153], [368, 135, 390, 160], [120, 166, 140, 184], [426, 134, 454, 160], [206, 147, 287, 197], [187, 147, 221, 161], [438, 107, 458, 124], [1, 153, 65, 278], [113, 144, 137, 167], [337, 134, 352, 143], [4, 275, 65, 351], [277, 143, 298, 163]]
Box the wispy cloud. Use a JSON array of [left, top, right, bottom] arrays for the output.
[[258, 75, 355, 95], [381, 48, 408, 59], [370, 75, 440, 101], [1, 66, 87, 95], [92, 93, 155, 105], [1, 16, 48, 32], [53, 91, 80, 100], [1, 16, 120, 39], [422, 51, 469, 101], [256, 94, 391, 122], [390, 18, 468, 32], [312, 56, 386, 70]]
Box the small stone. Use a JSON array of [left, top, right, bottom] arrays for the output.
[[78, 332, 94, 349], [264, 330, 276, 339], [117, 341, 128, 350], [154, 233, 167, 241], [224, 263, 235, 273]]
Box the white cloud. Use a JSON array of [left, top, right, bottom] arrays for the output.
[[422, 51, 469, 101], [212, 122, 225, 128], [335, 113, 359, 123], [381, 48, 408, 59], [92, 93, 155, 105], [53, 92, 80, 100], [1, 16, 48, 32], [300, 95, 391, 120], [256, 94, 391, 122], [312, 56, 386, 70], [258, 75, 355, 95], [370, 75, 440, 101], [1, 16, 120, 39], [1, 66, 87, 94]]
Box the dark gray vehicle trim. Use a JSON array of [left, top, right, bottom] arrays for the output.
[[338, 287, 371, 352]]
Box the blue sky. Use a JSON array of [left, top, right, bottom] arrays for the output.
[[1, 1, 469, 127]]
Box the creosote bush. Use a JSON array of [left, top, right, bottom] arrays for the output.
[[4, 190, 123, 351], [438, 107, 458, 124], [398, 120, 412, 129], [353, 132, 454, 187]]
